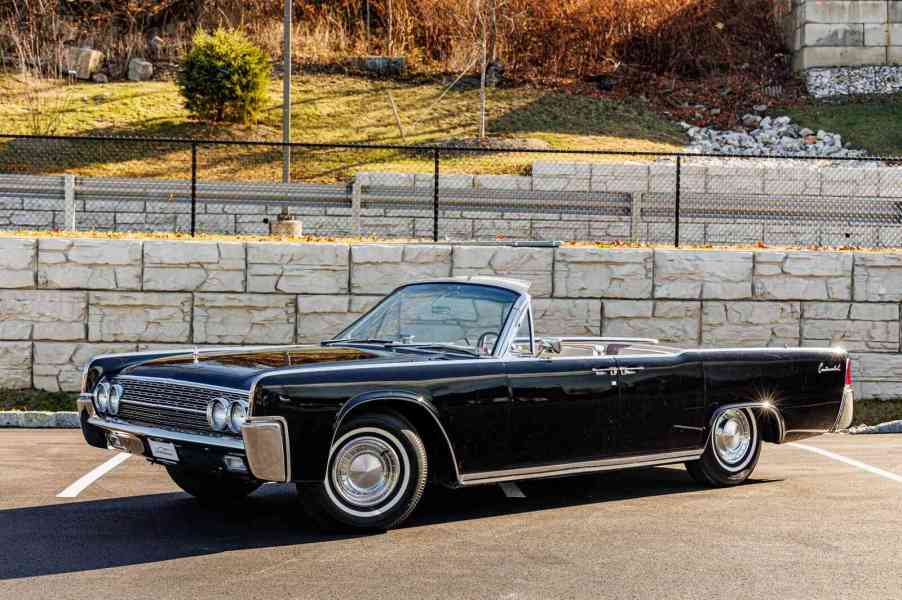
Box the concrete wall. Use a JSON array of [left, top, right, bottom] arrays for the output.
[[786, 0, 902, 69], [1, 235, 901, 400]]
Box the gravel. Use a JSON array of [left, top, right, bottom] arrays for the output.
[[681, 114, 869, 160], [0, 411, 79, 428], [806, 66, 902, 99]]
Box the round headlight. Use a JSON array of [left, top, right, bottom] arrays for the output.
[[228, 401, 248, 434], [208, 398, 229, 431], [95, 382, 111, 414], [109, 384, 123, 415]]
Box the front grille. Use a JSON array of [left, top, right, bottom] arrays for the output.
[[113, 376, 247, 434]]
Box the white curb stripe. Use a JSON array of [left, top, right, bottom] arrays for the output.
[[499, 482, 526, 498], [789, 442, 902, 484], [57, 453, 132, 498]]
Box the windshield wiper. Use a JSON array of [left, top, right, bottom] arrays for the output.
[[321, 338, 394, 346], [386, 343, 481, 357]]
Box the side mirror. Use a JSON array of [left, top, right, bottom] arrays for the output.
[[537, 337, 562, 356]]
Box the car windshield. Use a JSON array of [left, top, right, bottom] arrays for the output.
[[332, 283, 520, 355]]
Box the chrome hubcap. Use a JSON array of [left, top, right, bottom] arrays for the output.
[[331, 436, 401, 507], [713, 409, 752, 467]]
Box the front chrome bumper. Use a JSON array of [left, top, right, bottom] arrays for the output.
[[833, 385, 855, 431], [78, 396, 290, 482]]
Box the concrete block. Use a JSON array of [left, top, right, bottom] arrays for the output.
[[0, 291, 86, 341], [143, 240, 245, 292], [88, 292, 191, 342], [0, 342, 31, 389], [794, 46, 887, 70], [654, 250, 753, 299], [38, 238, 141, 290], [33, 342, 136, 392], [247, 242, 349, 294], [532, 298, 602, 336], [604, 300, 699, 346], [554, 248, 653, 298], [702, 302, 801, 347], [350, 245, 452, 294], [0, 237, 36, 289], [452, 246, 554, 297], [297, 295, 380, 343], [754, 251, 852, 300], [802, 302, 899, 351], [802, 1, 887, 24], [803, 24, 865, 47], [193, 293, 296, 345]]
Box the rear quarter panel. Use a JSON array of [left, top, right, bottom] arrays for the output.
[[700, 348, 847, 442]]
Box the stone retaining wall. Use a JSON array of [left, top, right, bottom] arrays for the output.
[[785, 0, 902, 69], [1, 235, 902, 400]]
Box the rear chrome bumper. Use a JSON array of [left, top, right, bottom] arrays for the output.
[[833, 385, 855, 431]]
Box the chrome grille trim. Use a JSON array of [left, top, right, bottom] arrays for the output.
[[111, 375, 248, 435]]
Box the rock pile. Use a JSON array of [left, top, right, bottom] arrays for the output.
[[683, 114, 867, 159], [806, 66, 902, 99]]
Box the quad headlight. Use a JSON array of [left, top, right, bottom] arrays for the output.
[[228, 401, 248, 434], [207, 398, 250, 434], [109, 384, 123, 415], [94, 382, 111, 414], [208, 398, 230, 432]]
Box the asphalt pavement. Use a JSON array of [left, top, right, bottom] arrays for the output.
[[1, 430, 901, 599]]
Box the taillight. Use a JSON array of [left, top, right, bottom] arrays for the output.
[[845, 358, 853, 386]]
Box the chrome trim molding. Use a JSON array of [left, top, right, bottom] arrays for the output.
[[77, 394, 96, 418], [833, 385, 854, 431], [459, 449, 703, 485], [331, 396, 462, 484], [115, 374, 248, 396], [706, 402, 786, 445], [242, 416, 291, 482], [87, 416, 246, 450]]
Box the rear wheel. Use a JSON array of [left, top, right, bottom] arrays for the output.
[[166, 466, 260, 506], [298, 411, 428, 531], [686, 408, 761, 486]]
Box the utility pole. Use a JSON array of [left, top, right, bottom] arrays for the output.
[[282, 0, 292, 183]]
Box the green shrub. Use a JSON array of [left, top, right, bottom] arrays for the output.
[[177, 28, 271, 124]]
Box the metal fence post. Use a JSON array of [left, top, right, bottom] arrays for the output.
[[351, 178, 362, 235], [433, 148, 440, 242], [190, 141, 197, 237], [63, 174, 76, 231], [673, 154, 682, 248]]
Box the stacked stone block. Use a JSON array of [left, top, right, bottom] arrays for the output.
[[1, 236, 902, 401], [786, 0, 902, 69]]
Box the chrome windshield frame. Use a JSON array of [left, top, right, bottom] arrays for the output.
[[332, 280, 531, 359]]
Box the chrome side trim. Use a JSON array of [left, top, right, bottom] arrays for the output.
[[459, 449, 703, 485], [242, 416, 291, 482], [115, 374, 248, 396], [331, 396, 462, 484], [87, 416, 245, 450], [707, 402, 786, 445]]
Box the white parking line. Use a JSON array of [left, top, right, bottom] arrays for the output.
[[57, 453, 132, 498], [499, 482, 526, 498], [789, 442, 902, 484]]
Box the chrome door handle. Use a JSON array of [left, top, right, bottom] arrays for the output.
[[592, 367, 618, 376], [619, 367, 645, 376]]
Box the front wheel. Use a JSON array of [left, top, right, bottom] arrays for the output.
[[686, 408, 761, 486], [298, 411, 428, 531], [166, 466, 261, 506]]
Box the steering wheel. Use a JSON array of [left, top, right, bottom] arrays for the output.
[[476, 331, 499, 355]]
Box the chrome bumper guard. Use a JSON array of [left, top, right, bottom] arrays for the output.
[[833, 385, 854, 431], [241, 417, 291, 483]]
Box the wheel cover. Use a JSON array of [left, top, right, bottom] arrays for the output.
[[713, 409, 753, 470], [331, 435, 401, 508]]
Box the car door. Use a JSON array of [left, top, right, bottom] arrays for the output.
[[612, 352, 707, 454], [506, 354, 621, 467]]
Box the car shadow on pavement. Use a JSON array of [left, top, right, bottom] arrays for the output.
[[0, 467, 778, 580]]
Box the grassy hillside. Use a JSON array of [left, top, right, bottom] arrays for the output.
[[0, 74, 683, 181], [785, 98, 902, 158]]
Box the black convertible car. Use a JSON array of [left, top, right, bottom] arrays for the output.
[[78, 277, 854, 530]]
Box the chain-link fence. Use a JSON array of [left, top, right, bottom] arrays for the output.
[[1, 133, 900, 247]]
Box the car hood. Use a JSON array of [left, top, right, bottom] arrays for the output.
[[118, 345, 416, 390]]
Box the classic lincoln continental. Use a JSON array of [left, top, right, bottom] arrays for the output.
[[78, 277, 854, 530]]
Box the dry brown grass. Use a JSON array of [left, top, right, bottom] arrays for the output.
[[1, 0, 789, 83]]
